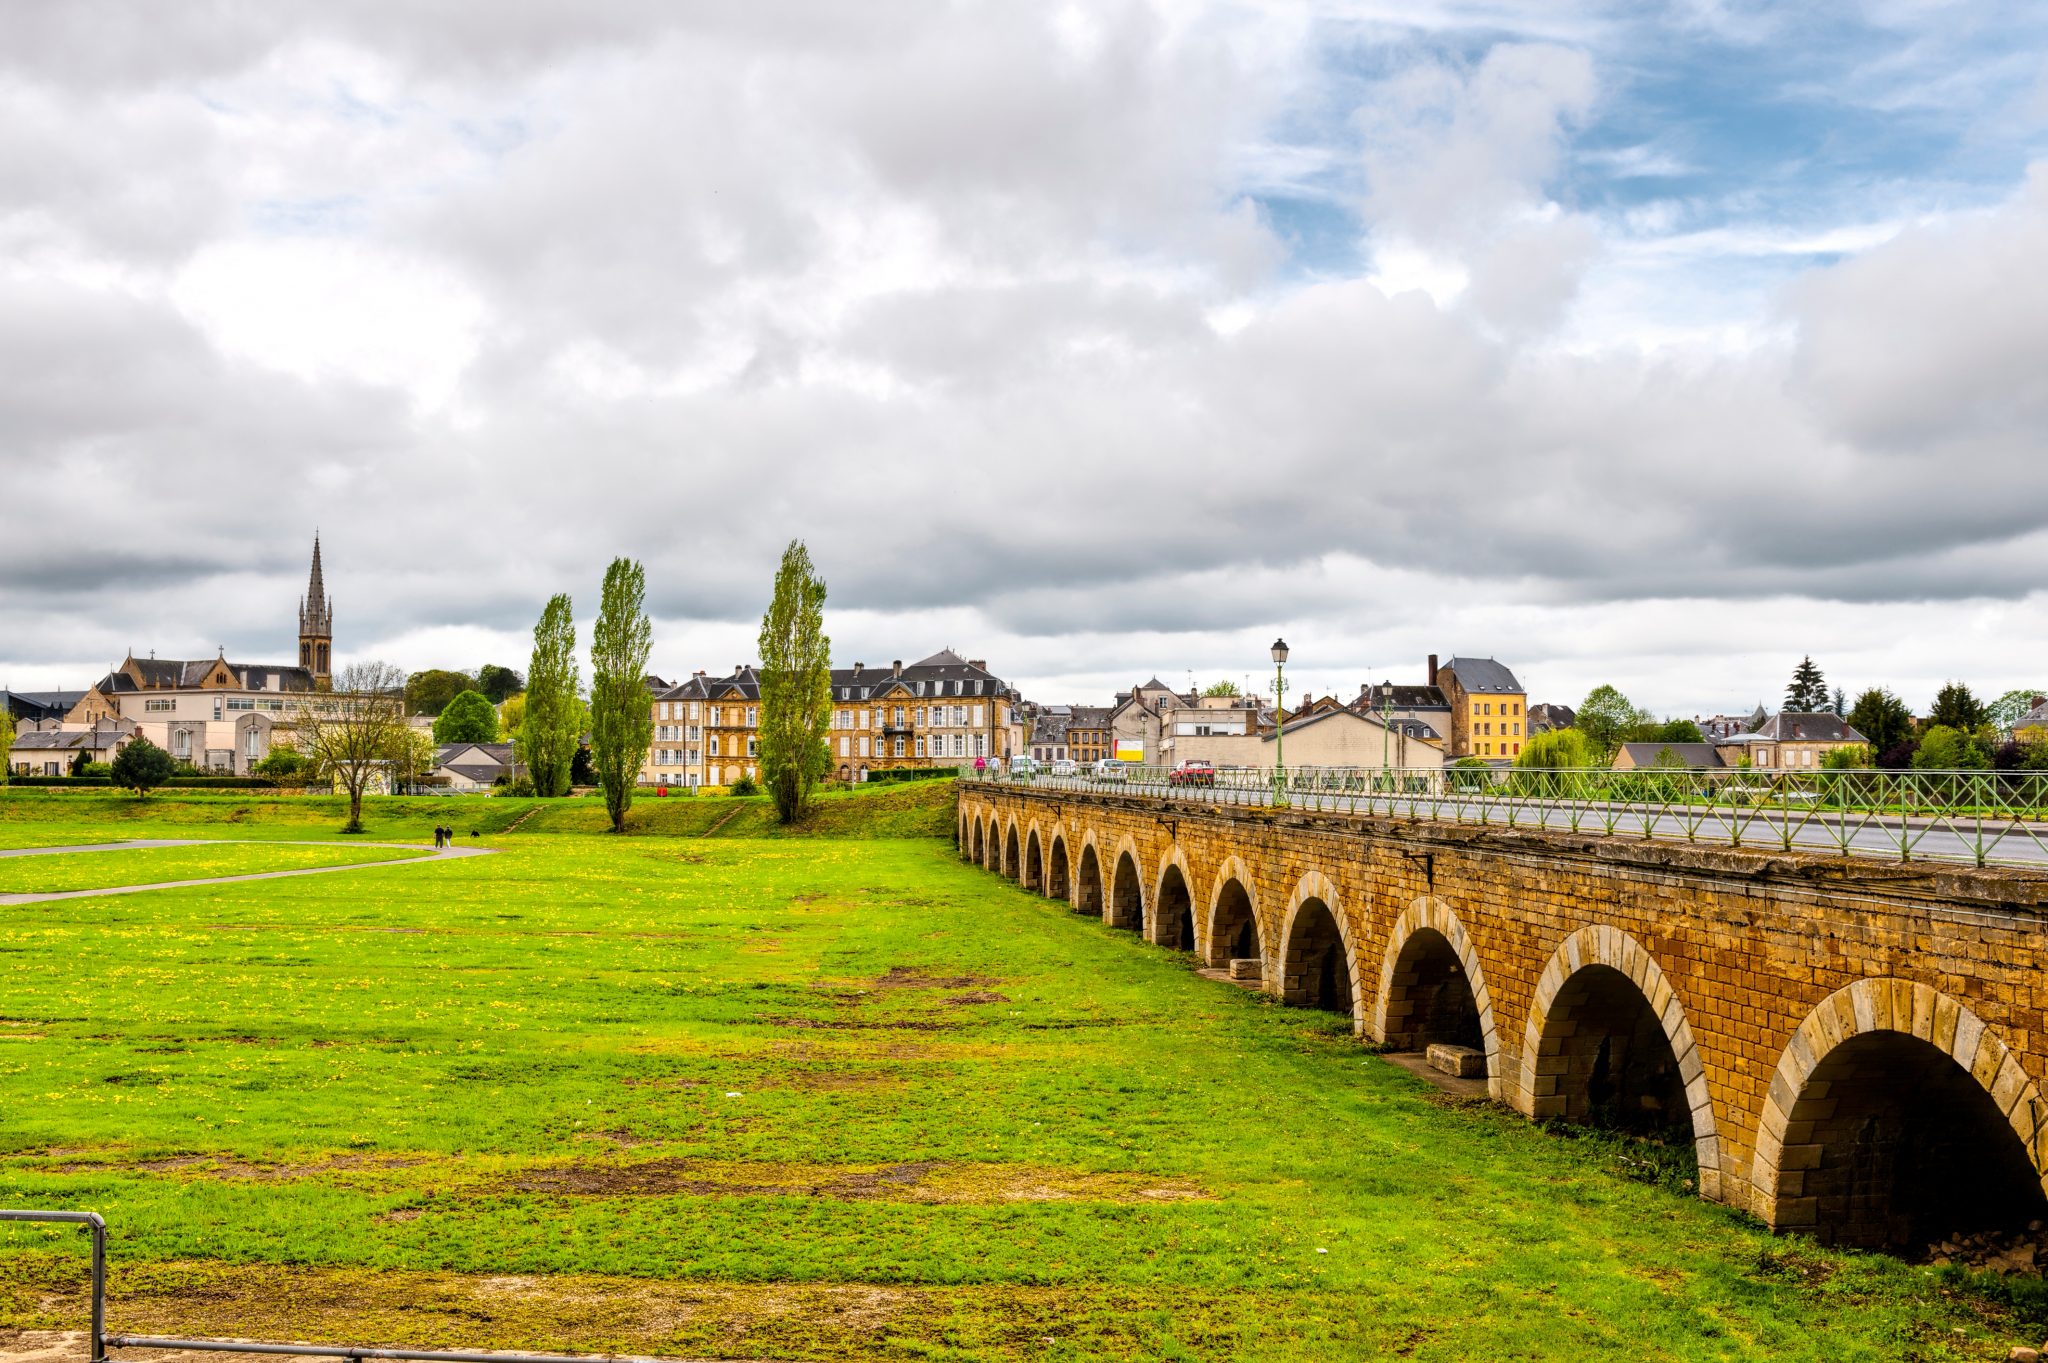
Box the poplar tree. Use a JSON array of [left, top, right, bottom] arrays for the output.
[[521, 593, 580, 797], [756, 539, 832, 824], [589, 559, 653, 833]]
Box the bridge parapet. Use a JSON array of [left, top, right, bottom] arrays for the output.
[[959, 783, 2048, 1248]]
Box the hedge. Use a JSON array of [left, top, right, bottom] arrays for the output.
[[861, 767, 959, 785], [6, 775, 276, 789]]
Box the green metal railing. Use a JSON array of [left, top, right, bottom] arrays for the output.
[[964, 763, 2048, 868]]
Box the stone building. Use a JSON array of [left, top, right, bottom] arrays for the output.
[[1431, 655, 1528, 760], [57, 539, 330, 774], [1066, 706, 1113, 766], [645, 649, 1025, 789]]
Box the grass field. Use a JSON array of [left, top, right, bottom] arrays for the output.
[[0, 782, 2042, 1361], [0, 842, 423, 895]]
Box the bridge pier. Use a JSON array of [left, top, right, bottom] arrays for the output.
[[962, 784, 2048, 1247]]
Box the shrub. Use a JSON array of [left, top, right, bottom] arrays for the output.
[[728, 775, 759, 797], [500, 776, 536, 797], [862, 767, 958, 785], [111, 738, 176, 798]]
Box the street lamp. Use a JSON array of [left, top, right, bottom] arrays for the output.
[[1271, 638, 1289, 808], [1379, 680, 1395, 792]]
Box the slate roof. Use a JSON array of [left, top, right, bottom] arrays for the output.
[[663, 653, 1019, 706], [1263, 707, 1432, 741], [95, 658, 314, 693], [1440, 657, 1523, 694], [1751, 712, 1867, 743], [1066, 706, 1112, 729], [1030, 713, 1071, 745], [1616, 742, 1726, 769], [1, 690, 86, 721], [2014, 700, 2048, 730], [7, 722, 131, 753], [1355, 683, 1449, 710]]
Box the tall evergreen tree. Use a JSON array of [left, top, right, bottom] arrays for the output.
[[589, 559, 653, 833], [1830, 685, 1847, 716], [1927, 680, 1989, 733], [1784, 657, 1828, 712], [756, 539, 833, 825], [521, 593, 580, 798]]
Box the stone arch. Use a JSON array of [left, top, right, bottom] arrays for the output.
[[1203, 858, 1263, 973], [1107, 834, 1144, 931], [1518, 926, 1720, 1194], [1751, 979, 2048, 1247], [970, 815, 985, 867], [1075, 834, 1104, 917], [1047, 832, 1070, 902], [1001, 817, 1021, 880], [1373, 898, 1504, 1099], [1148, 847, 1196, 951], [982, 815, 1000, 871], [1023, 822, 1044, 893], [1274, 871, 1360, 1029]]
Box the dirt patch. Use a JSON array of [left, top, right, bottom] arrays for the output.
[[47, 1152, 424, 1182], [574, 1128, 660, 1149], [941, 991, 1010, 1006], [874, 966, 997, 989], [504, 1157, 1209, 1204], [762, 1016, 958, 1032]]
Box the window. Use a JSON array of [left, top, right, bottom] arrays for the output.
[[973, 735, 986, 757], [893, 706, 904, 725], [971, 704, 984, 726], [952, 734, 964, 756], [144, 698, 174, 713], [258, 699, 284, 712], [244, 729, 260, 758], [689, 702, 700, 720], [839, 737, 849, 756], [747, 738, 758, 757], [227, 698, 254, 711], [746, 707, 757, 727], [1513, 743, 1521, 755], [710, 706, 721, 726], [173, 730, 192, 757], [893, 738, 906, 757], [859, 737, 869, 757], [709, 736, 721, 756]]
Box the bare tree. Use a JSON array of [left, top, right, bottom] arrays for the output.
[[290, 660, 410, 832]]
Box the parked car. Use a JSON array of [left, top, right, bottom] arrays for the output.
[[1168, 759, 1216, 788], [1008, 756, 1041, 780], [1050, 759, 1079, 777], [1092, 758, 1129, 783]]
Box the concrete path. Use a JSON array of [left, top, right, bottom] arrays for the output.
[[0, 840, 492, 906]]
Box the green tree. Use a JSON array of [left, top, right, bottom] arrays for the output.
[[1575, 685, 1650, 750], [404, 669, 476, 716], [1846, 688, 1913, 758], [589, 558, 654, 834], [253, 747, 307, 781], [1912, 724, 1991, 771], [0, 710, 15, 786], [1645, 718, 1704, 744], [756, 539, 833, 825], [1830, 686, 1847, 716], [498, 692, 525, 738], [1514, 728, 1604, 769], [111, 737, 175, 798], [1927, 681, 1988, 733], [1201, 680, 1241, 698], [521, 593, 581, 798], [477, 663, 525, 704], [1988, 688, 2048, 737], [1784, 657, 1828, 712], [432, 690, 499, 744], [1821, 744, 1872, 770]]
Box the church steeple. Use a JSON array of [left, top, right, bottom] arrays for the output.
[[298, 535, 332, 685]]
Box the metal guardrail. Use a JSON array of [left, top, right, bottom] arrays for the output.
[[964, 764, 2048, 869], [0, 1208, 678, 1363]]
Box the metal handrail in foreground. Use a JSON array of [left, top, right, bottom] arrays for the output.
[[963, 764, 2048, 869], [1, 1208, 679, 1363]]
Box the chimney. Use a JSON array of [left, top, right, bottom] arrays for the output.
[[1427, 654, 1439, 686], [969, 659, 987, 671], [852, 662, 863, 677], [892, 659, 903, 677], [2034, 696, 2046, 709]]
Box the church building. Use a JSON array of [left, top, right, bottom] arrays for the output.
[[58, 538, 336, 775]]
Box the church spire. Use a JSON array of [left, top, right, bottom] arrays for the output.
[[298, 534, 332, 685]]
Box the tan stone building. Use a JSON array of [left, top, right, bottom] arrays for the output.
[[645, 650, 1025, 789], [1714, 712, 1868, 770]]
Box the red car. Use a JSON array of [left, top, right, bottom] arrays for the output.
[[1168, 759, 1216, 788]]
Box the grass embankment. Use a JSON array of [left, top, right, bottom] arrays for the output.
[[0, 842, 423, 895], [0, 781, 2040, 1360]]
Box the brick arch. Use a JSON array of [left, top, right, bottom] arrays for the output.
[[1751, 979, 2048, 1237], [1022, 821, 1045, 893], [1517, 926, 1721, 1196], [1202, 856, 1263, 971], [1274, 870, 1362, 1031], [1147, 845, 1195, 948], [1106, 832, 1144, 931], [1373, 897, 1504, 1100], [1074, 829, 1105, 917], [1001, 815, 1022, 880]]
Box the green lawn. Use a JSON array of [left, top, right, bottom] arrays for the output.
[[0, 842, 424, 894], [0, 783, 2039, 1360]]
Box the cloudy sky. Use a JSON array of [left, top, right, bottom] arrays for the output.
[[5, 1, 2047, 715]]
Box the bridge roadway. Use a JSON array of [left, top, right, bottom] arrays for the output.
[[998, 772, 2048, 868], [959, 780, 2048, 1252]]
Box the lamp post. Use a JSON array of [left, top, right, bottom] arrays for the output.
[[1271, 638, 1289, 808], [1379, 680, 1395, 792]]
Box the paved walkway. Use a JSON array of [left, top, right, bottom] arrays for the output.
[[0, 839, 492, 906]]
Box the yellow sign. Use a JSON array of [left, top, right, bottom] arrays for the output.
[[1115, 741, 1145, 763]]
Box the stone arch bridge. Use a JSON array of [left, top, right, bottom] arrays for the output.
[[960, 783, 2048, 1250]]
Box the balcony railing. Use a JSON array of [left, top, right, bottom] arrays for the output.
[[962, 763, 2048, 869]]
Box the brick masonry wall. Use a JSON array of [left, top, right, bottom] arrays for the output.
[[958, 786, 2048, 1224]]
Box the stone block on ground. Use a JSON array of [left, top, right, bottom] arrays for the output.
[[1427, 1043, 1486, 1079], [1228, 957, 1262, 982]]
